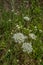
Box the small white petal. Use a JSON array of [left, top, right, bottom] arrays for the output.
[[11, 9, 14, 12], [34, 26, 37, 29], [8, 19, 11, 21], [16, 25, 20, 29], [23, 16, 30, 21], [8, 49, 11, 52], [29, 30, 32, 32], [34, 26, 37, 31], [39, 30, 43, 33]]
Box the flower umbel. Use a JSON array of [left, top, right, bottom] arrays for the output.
[[29, 33, 37, 40], [22, 42, 33, 54], [13, 33, 27, 43]]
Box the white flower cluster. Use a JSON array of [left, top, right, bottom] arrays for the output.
[[23, 16, 30, 21], [13, 33, 27, 43], [12, 32, 35, 54], [29, 33, 37, 40], [22, 42, 33, 54]]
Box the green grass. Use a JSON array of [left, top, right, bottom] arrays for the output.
[[0, 0, 43, 65]]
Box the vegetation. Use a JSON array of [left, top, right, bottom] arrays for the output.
[[0, 0, 43, 65]]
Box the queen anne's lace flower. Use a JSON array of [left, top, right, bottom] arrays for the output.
[[23, 16, 30, 21], [13, 33, 27, 43], [22, 42, 33, 54], [29, 33, 37, 40]]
